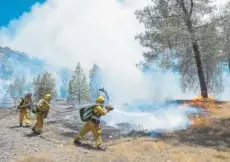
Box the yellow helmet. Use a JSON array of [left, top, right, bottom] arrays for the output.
[[96, 95, 105, 103], [44, 94, 51, 100]]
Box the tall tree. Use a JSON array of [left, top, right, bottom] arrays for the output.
[[82, 75, 91, 102], [223, 26, 230, 72], [33, 71, 57, 102], [68, 62, 90, 104], [58, 68, 72, 98], [0, 56, 14, 80], [220, 5, 230, 72], [7, 75, 26, 107], [135, 0, 226, 97], [89, 64, 103, 101]]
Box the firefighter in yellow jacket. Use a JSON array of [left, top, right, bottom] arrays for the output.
[[74, 95, 113, 150], [32, 94, 52, 134], [18, 93, 32, 127]]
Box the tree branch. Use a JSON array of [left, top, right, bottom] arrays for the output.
[[180, 0, 189, 17], [152, 14, 181, 19], [195, 15, 230, 29], [189, 0, 194, 17]]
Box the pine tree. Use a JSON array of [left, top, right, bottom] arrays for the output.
[[7, 75, 26, 107], [68, 62, 90, 104], [58, 68, 72, 98], [135, 0, 227, 97], [89, 64, 102, 101], [67, 80, 74, 103], [33, 71, 57, 101], [82, 75, 90, 103]]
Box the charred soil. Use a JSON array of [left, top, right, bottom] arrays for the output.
[[0, 101, 230, 162]]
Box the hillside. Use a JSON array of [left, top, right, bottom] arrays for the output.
[[0, 46, 46, 80], [0, 46, 72, 102], [1, 101, 230, 162]]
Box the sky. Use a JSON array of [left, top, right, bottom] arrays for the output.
[[0, 0, 228, 103], [0, 0, 229, 131], [0, 0, 156, 103], [0, 0, 46, 27]]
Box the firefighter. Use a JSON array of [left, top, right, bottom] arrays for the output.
[[74, 95, 113, 150], [32, 94, 51, 134], [18, 93, 32, 127]]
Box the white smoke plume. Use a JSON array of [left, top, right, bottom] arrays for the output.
[[0, 0, 228, 131]]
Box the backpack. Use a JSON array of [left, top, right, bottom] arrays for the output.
[[79, 104, 96, 122], [31, 103, 38, 113], [17, 98, 25, 109]]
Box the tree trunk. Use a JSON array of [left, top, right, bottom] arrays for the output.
[[180, 0, 208, 98], [78, 90, 81, 104], [192, 41, 208, 98], [228, 59, 230, 73]]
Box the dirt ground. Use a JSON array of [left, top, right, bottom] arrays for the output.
[[1, 102, 230, 162]]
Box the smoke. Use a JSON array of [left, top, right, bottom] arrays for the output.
[[0, 80, 5, 98], [218, 69, 230, 100], [0, 0, 229, 131], [102, 104, 199, 132]]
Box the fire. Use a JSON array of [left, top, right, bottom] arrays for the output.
[[190, 115, 210, 127], [188, 95, 221, 110], [186, 95, 220, 127]]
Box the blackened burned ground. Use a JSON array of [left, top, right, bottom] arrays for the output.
[[1, 101, 230, 162], [0, 103, 127, 162], [160, 117, 230, 151]]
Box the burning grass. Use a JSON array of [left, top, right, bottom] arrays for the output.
[[13, 100, 230, 162], [184, 96, 222, 127], [188, 96, 221, 110]]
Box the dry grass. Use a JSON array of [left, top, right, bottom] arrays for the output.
[[208, 103, 230, 119], [14, 99, 230, 162], [183, 96, 223, 127], [18, 156, 54, 162], [188, 96, 221, 109], [16, 137, 230, 162]]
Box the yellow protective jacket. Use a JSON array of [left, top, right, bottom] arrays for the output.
[[37, 99, 50, 112], [90, 105, 109, 123], [93, 105, 109, 115]]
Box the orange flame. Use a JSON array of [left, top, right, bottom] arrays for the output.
[[187, 95, 219, 126]]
